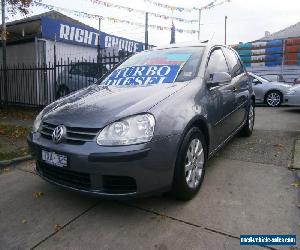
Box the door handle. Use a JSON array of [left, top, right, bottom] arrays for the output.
[[233, 86, 238, 92]]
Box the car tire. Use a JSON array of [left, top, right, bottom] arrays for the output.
[[265, 90, 282, 107], [171, 127, 207, 200], [56, 85, 70, 99], [239, 100, 255, 137]]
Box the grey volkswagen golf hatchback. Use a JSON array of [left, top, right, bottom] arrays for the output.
[[28, 43, 255, 200]]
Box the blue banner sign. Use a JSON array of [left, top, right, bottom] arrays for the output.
[[41, 17, 148, 52], [102, 64, 181, 85]]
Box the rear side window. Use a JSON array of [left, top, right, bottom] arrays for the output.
[[205, 49, 229, 79], [224, 49, 244, 77]]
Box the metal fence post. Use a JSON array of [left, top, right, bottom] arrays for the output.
[[0, 52, 132, 106], [53, 34, 57, 101]]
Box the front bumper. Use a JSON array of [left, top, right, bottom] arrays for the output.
[[27, 132, 181, 199]]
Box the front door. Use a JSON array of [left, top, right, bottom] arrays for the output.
[[205, 48, 236, 148], [223, 48, 249, 128]]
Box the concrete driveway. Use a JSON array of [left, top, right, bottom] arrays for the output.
[[0, 107, 299, 250]]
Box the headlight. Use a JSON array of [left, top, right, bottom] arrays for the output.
[[32, 111, 43, 132], [286, 89, 296, 95], [97, 114, 155, 146]]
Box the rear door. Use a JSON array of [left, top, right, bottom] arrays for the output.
[[223, 48, 249, 128], [205, 47, 236, 146]]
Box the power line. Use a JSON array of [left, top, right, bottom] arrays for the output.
[[89, 0, 198, 23], [106, 27, 145, 33], [33, 1, 198, 34], [141, 0, 230, 12], [141, 0, 197, 13]]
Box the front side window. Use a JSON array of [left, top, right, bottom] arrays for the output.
[[100, 47, 205, 86], [205, 48, 229, 81], [254, 75, 269, 83], [249, 74, 269, 84], [224, 48, 244, 77]]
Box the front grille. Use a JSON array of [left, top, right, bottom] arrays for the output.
[[37, 162, 91, 189], [40, 122, 99, 145], [103, 175, 137, 194]]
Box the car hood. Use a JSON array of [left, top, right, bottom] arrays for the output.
[[42, 83, 187, 128]]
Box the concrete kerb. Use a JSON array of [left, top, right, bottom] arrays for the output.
[[0, 155, 32, 169], [291, 139, 300, 170]]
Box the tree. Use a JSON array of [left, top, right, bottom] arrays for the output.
[[5, 0, 33, 16]]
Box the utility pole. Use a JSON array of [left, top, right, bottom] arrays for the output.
[[97, 17, 101, 63], [1, 0, 7, 105], [197, 9, 202, 41], [224, 15, 227, 45], [145, 12, 148, 50]]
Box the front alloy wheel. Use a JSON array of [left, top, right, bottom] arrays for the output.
[[171, 127, 207, 200], [185, 138, 204, 189], [265, 91, 282, 107]]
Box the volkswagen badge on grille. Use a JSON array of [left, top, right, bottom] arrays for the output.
[[52, 125, 66, 144]]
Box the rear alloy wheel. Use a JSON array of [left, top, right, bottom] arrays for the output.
[[171, 127, 207, 200], [265, 91, 282, 107], [239, 100, 255, 137]]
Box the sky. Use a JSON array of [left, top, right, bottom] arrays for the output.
[[7, 0, 300, 46]]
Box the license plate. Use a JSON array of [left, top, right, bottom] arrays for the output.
[[42, 150, 67, 167]]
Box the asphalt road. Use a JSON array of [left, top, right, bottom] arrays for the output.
[[0, 107, 299, 250]]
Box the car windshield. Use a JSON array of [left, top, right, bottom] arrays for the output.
[[99, 47, 204, 86]]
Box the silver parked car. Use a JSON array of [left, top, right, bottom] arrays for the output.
[[56, 62, 108, 98], [284, 85, 300, 106], [248, 72, 291, 107]]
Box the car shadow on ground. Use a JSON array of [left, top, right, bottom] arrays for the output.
[[283, 108, 300, 114]]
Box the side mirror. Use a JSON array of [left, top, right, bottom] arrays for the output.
[[207, 72, 232, 88]]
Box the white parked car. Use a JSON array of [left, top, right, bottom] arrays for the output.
[[248, 72, 291, 107]]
